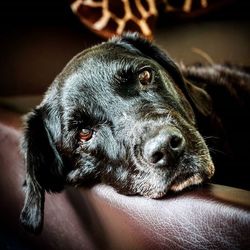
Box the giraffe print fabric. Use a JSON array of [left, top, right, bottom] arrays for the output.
[[69, 0, 228, 39]]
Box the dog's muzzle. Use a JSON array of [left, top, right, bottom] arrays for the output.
[[130, 120, 215, 197]]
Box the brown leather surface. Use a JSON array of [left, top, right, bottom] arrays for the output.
[[87, 184, 250, 249], [0, 111, 250, 249]]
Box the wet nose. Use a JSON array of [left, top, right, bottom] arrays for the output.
[[143, 127, 186, 167]]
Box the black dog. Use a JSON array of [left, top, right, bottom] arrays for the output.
[[20, 33, 250, 234]]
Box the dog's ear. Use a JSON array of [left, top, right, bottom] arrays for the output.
[[20, 106, 64, 234], [183, 79, 212, 116], [114, 33, 212, 116]]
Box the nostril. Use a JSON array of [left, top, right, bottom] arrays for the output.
[[151, 151, 164, 164], [169, 134, 186, 159], [170, 135, 183, 150]]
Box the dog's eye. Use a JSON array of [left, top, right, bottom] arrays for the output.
[[138, 68, 153, 86], [79, 128, 93, 141]]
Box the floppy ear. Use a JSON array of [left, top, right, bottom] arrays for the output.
[[20, 106, 64, 234], [114, 33, 212, 116]]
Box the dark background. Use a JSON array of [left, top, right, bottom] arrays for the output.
[[0, 0, 249, 99]]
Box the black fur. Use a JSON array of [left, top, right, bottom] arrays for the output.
[[20, 33, 250, 234]]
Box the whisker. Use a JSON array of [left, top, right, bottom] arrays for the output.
[[208, 147, 226, 155], [203, 136, 220, 141]]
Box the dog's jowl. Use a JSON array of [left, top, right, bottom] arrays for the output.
[[20, 33, 250, 234]]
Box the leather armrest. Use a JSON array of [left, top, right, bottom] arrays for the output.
[[0, 117, 249, 249], [84, 184, 250, 249]]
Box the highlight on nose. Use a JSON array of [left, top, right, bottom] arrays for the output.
[[143, 127, 186, 167]]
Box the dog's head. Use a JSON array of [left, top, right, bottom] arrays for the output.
[[20, 33, 214, 233]]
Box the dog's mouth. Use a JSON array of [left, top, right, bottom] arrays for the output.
[[131, 167, 212, 199], [169, 163, 214, 193], [137, 173, 205, 199], [169, 173, 204, 192]]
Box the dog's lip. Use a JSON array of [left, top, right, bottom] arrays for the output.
[[170, 173, 203, 192]]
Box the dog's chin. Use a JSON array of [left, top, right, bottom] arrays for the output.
[[143, 190, 168, 199], [138, 173, 205, 199]]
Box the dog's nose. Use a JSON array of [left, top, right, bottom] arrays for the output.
[[143, 127, 185, 167]]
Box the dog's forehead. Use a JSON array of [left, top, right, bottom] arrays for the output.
[[61, 43, 142, 108], [62, 42, 178, 105], [82, 42, 141, 60], [75, 42, 150, 71], [61, 41, 184, 112], [63, 43, 148, 88]]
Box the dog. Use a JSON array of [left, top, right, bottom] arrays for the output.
[[20, 33, 250, 234]]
